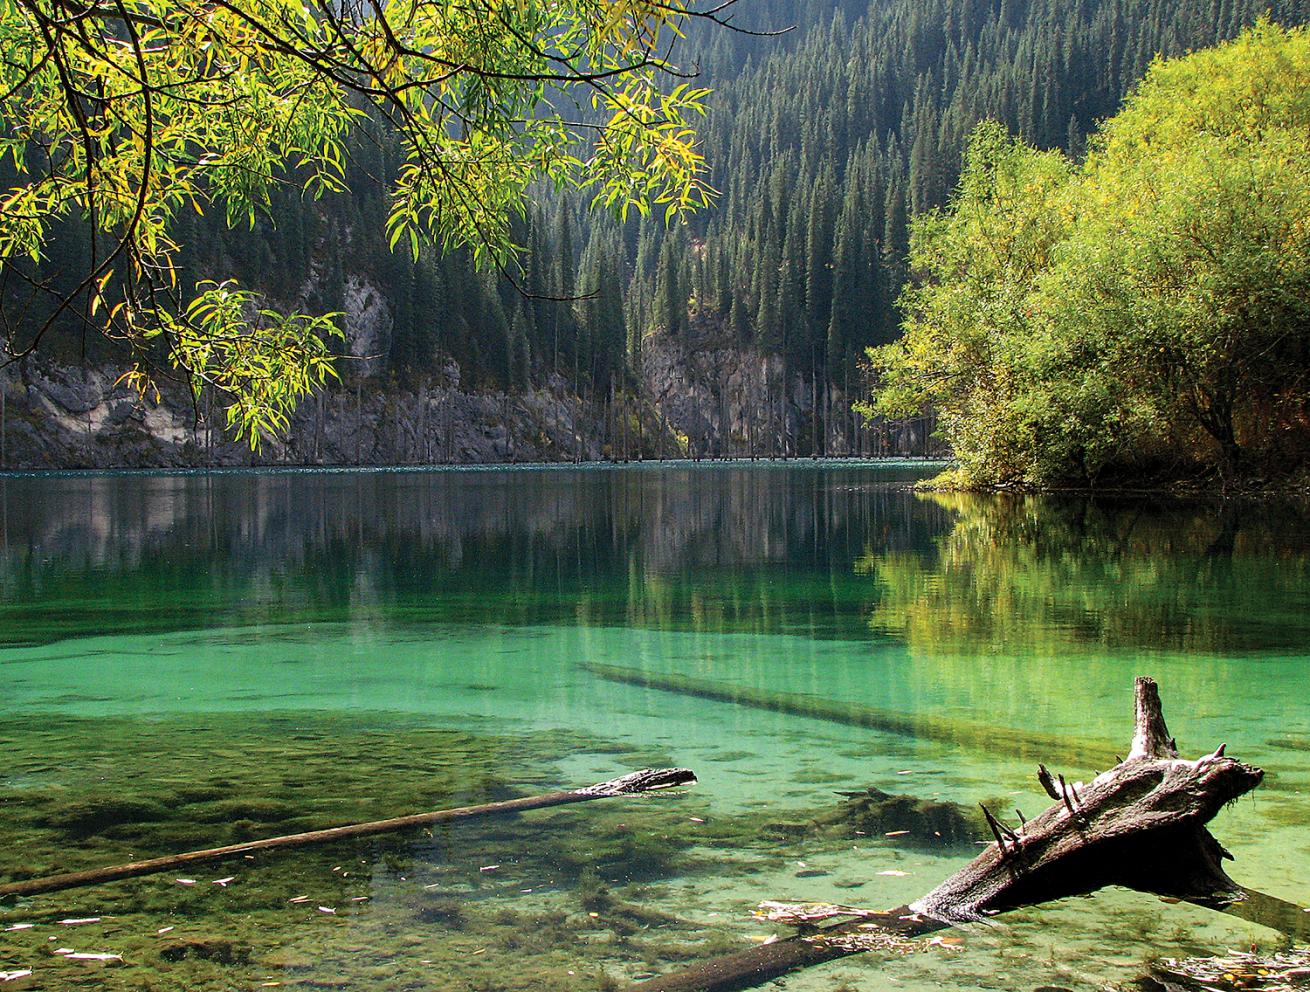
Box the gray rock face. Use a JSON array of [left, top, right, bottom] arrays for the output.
[[640, 322, 866, 458], [0, 327, 881, 470], [0, 356, 653, 469]]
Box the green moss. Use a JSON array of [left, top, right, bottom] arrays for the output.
[[39, 796, 176, 837], [0, 712, 781, 991]]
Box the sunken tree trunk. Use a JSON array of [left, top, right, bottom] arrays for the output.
[[0, 768, 696, 901], [628, 678, 1265, 992]]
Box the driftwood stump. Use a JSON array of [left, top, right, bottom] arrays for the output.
[[628, 678, 1266, 992]]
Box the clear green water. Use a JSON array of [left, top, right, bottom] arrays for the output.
[[0, 463, 1307, 991]]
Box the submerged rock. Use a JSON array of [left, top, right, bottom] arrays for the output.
[[808, 787, 981, 849], [159, 937, 252, 965], [41, 796, 175, 837]]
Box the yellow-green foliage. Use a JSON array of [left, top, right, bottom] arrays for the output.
[[870, 21, 1310, 486], [0, 1, 714, 446]]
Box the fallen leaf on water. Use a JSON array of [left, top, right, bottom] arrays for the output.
[[288, 896, 310, 904], [926, 935, 965, 950], [261, 983, 281, 987], [472, 949, 486, 956], [350, 897, 369, 903], [689, 817, 705, 823], [748, 935, 778, 944], [317, 907, 336, 915], [877, 870, 911, 877]]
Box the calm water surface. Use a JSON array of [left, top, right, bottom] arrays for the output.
[[0, 463, 1307, 991]]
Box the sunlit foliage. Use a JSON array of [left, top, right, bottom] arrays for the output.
[[0, 0, 715, 443], [869, 21, 1310, 486]]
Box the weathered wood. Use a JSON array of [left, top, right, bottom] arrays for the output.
[[585, 662, 1120, 768], [0, 767, 695, 901], [626, 678, 1267, 992]]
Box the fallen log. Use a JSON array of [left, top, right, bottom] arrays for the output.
[[625, 678, 1269, 992], [0, 767, 696, 901], [585, 661, 1119, 768]]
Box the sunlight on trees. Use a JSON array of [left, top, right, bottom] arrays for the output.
[[868, 21, 1310, 486], [0, 0, 717, 445]]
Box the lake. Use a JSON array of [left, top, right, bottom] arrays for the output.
[[0, 462, 1307, 991]]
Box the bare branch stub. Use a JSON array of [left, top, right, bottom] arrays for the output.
[[1129, 676, 1181, 761]]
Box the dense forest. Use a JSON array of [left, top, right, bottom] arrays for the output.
[[8, 0, 1310, 461]]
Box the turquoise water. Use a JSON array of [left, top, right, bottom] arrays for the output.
[[0, 463, 1307, 991]]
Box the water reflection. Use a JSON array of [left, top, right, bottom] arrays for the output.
[[0, 464, 948, 646], [4, 470, 1310, 658], [861, 493, 1310, 655]]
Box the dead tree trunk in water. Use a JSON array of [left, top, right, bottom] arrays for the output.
[[628, 678, 1265, 992]]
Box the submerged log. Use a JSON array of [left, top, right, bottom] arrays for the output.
[[585, 662, 1119, 768], [627, 678, 1268, 992], [0, 767, 696, 901]]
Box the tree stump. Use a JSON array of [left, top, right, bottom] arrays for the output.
[[627, 678, 1266, 992]]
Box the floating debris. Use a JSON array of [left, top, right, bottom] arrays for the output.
[[877, 870, 911, 877], [211, 877, 235, 887], [756, 901, 889, 927], [479, 865, 499, 873], [0, 970, 33, 982], [57, 918, 100, 926], [3, 923, 34, 932], [174, 879, 196, 886], [287, 896, 310, 905], [316, 907, 335, 915], [814, 924, 918, 955], [885, 830, 911, 837], [51, 948, 75, 956], [156, 927, 174, 935], [1157, 948, 1310, 990], [65, 952, 123, 963]]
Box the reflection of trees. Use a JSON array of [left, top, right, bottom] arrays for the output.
[[859, 494, 1310, 656], [0, 467, 951, 645]]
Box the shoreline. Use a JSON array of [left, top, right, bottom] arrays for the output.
[[0, 455, 950, 480]]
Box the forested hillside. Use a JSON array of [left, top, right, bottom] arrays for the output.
[[635, 0, 1310, 454], [7, 0, 1310, 463]]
